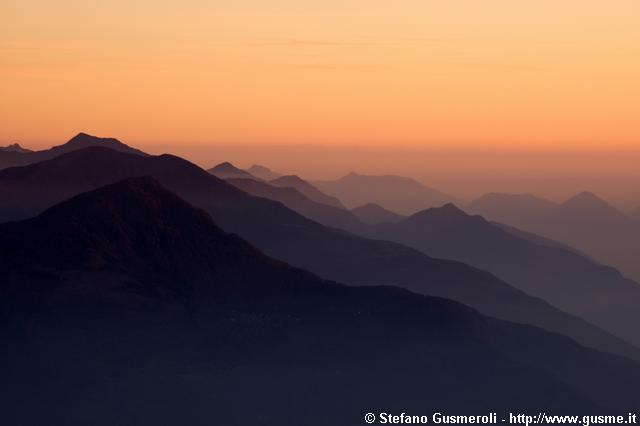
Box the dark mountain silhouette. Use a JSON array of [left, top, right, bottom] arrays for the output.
[[0, 145, 633, 358], [352, 202, 405, 224], [3, 177, 640, 425], [247, 164, 282, 180], [208, 161, 258, 180], [468, 192, 640, 282], [226, 177, 363, 231], [0, 132, 146, 169], [270, 175, 345, 209], [314, 172, 454, 215], [0, 143, 32, 153], [362, 203, 640, 350], [631, 206, 640, 221]]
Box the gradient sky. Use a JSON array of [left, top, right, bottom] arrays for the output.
[[2, 1, 640, 206], [3, 0, 640, 147]]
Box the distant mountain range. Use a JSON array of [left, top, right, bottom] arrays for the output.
[[246, 164, 282, 180], [211, 163, 346, 210], [270, 174, 345, 209], [3, 177, 640, 424], [351, 203, 405, 224], [208, 162, 345, 210], [208, 161, 258, 180], [0, 136, 634, 360], [222, 174, 640, 348], [468, 192, 640, 282], [226, 177, 362, 231], [361, 203, 640, 348], [314, 172, 455, 215], [0, 132, 146, 169]]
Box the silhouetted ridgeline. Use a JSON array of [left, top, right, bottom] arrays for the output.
[[468, 192, 640, 283], [361, 203, 640, 349], [3, 177, 640, 425], [314, 172, 455, 215], [0, 132, 146, 169], [0, 142, 635, 360]]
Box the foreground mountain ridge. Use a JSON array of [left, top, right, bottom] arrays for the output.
[[3, 177, 640, 424]]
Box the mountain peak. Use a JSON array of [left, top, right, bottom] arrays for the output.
[[355, 202, 387, 211], [0, 134, 146, 170], [214, 161, 237, 170], [66, 132, 120, 146], [562, 191, 613, 210], [0, 143, 32, 153], [440, 202, 467, 214], [558, 191, 630, 224], [50, 132, 148, 157], [417, 202, 465, 216], [246, 164, 282, 180], [0, 176, 265, 298], [209, 162, 257, 180], [37, 176, 210, 226], [408, 203, 469, 221]]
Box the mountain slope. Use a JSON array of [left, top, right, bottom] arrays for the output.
[[247, 164, 282, 180], [467, 193, 557, 229], [0, 143, 32, 153], [0, 132, 146, 169], [0, 145, 632, 359], [270, 175, 345, 209], [208, 161, 258, 180], [226, 177, 363, 231], [3, 177, 640, 424], [315, 172, 454, 215], [352, 203, 405, 224], [363, 203, 640, 349], [468, 192, 640, 282]]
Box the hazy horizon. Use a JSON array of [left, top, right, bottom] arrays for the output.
[[4, 0, 640, 210], [4, 134, 638, 210]]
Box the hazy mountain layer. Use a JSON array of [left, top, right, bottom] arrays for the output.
[[0, 143, 635, 359], [468, 192, 640, 282], [352, 203, 406, 224], [362, 203, 640, 349], [3, 178, 640, 425], [314, 172, 454, 215]]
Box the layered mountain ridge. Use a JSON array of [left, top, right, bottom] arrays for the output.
[[3, 177, 640, 424], [0, 139, 636, 361]]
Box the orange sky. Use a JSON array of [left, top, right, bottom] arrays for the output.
[[2, 0, 640, 149], [2, 1, 640, 208]]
